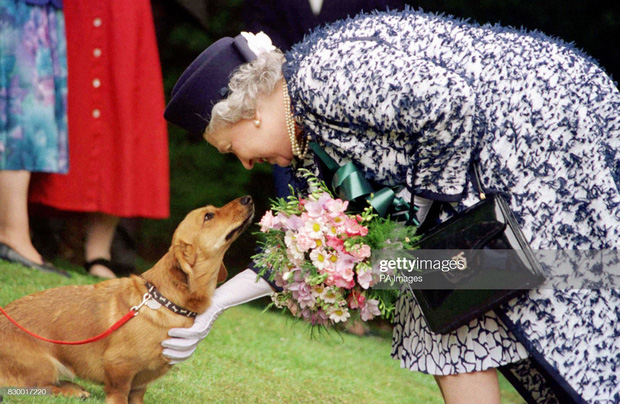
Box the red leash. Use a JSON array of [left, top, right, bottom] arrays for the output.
[[0, 293, 151, 345]]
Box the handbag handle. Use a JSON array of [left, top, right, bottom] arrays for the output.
[[472, 163, 487, 200], [406, 167, 418, 226]]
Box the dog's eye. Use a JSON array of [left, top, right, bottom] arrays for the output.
[[204, 212, 215, 222]]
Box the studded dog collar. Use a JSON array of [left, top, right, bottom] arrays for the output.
[[144, 282, 198, 318]]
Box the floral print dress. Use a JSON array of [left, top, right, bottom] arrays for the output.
[[0, 0, 68, 173], [281, 8, 620, 404]]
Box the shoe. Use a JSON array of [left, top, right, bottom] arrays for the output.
[[85, 258, 135, 278], [0, 242, 70, 278]]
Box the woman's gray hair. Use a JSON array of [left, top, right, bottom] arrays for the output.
[[205, 50, 285, 136]]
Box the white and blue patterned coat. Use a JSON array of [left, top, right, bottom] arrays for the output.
[[283, 8, 620, 403]]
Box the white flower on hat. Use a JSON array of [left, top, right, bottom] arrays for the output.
[[240, 31, 276, 57]]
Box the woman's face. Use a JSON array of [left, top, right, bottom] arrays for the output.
[[206, 80, 293, 170]]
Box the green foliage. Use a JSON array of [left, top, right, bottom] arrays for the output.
[[362, 216, 422, 251]]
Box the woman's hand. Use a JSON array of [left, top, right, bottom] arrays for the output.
[[161, 269, 273, 364]]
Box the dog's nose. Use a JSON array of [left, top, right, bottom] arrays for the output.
[[240, 195, 253, 205]]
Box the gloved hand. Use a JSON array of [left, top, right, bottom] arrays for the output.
[[161, 269, 273, 364]]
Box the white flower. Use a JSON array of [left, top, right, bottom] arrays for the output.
[[309, 248, 330, 270], [302, 218, 326, 240], [240, 31, 276, 57], [328, 306, 351, 323], [321, 287, 339, 304], [311, 284, 325, 298]]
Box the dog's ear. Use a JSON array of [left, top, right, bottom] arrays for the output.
[[173, 241, 197, 289], [217, 263, 228, 283]]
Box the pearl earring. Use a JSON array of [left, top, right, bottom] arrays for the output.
[[253, 119, 261, 128]]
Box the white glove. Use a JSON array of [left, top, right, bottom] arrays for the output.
[[161, 269, 273, 364]]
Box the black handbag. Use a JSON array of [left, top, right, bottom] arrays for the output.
[[406, 164, 546, 334]]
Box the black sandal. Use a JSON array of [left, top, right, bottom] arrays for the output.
[[84, 258, 135, 278]]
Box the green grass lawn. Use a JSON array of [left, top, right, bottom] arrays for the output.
[[0, 262, 525, 404]]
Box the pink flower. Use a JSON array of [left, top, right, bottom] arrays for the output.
[[347, 290, 362, 309], [360, 299, 381, 321], [356, 268, 374, 289], [330, 213, 347, 228], [295, 234, 316, 252], [324, 198, 349, 216], [326, 236, 345, 253], [310, 309, 328, 325], [349, 244, 371, 260], [358, 225, 369, 237], [341, 266, 355, 282], [324, 274, 335, 286], [283, 214, 304, 231], [344, 217, 363, 236], [334, 251, 356, 273], [332, 269, 356, 289], [259, 210, 293, 232], [298, 293, 316, 309], [305, 194, 331, 217], [304, 199, 323, 217], [317, 192, 334, 207], [288, 279, 315, 309], [274, 272, 287, 288], [259, 210, 276, 232]]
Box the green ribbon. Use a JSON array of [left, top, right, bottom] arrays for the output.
[[309, 143, 419, 225]]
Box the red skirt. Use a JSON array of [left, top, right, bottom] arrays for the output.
[[29, 0, 169, 219]]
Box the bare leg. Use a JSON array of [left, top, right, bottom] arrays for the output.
[[434, 369, 501, 404], [0, 170, 43, 264], [85, 212, 120, 279]]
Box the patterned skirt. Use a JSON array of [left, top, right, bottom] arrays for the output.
[[391, 294, 529, 375], [0, 0, 68, 173]]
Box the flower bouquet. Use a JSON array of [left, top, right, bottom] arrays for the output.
[[252, 171, 419, 328]]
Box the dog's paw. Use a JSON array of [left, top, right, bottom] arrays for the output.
[[50, 381, 91, 399]]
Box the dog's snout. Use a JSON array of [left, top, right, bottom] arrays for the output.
[[240, 195, 253, 205]]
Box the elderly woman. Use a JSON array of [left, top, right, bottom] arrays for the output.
[[162, 8, 620, 404]]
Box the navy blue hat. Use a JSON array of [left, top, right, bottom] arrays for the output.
[[164, 34, 258, 135]]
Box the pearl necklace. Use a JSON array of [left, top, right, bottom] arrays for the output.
[[283, 82, 308, 158]]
